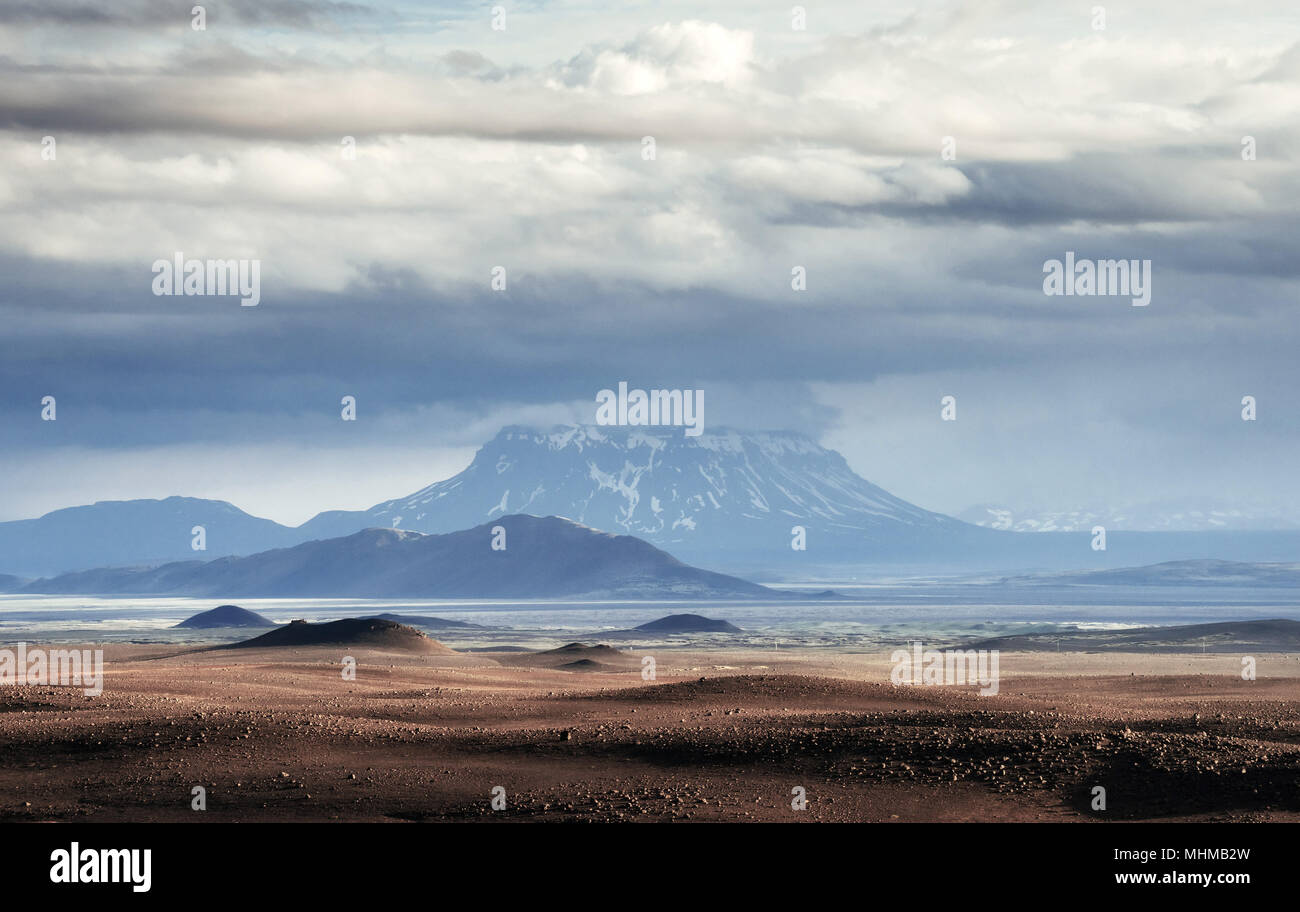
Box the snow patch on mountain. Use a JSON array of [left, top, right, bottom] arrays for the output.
[[295, 424, 971, 564]]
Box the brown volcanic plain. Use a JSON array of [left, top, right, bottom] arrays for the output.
[[2, 641, 1299, 823]]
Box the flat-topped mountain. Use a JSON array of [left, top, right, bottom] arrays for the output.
[[2, 426, 984, 576], [297, 424, 980, 565], [22, 515, 782, 599], [174, 604, 275, 628], [224, 618, 455, 653]]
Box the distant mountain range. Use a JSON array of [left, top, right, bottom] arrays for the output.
[[4, 424, 1300, 579], [971, 619, 1300, 652], [0, 496, 300, 578], [959, 500, 1300, 533], [19, 515, 783, 599], [0, 425, 992, 576], [1004, 559, 1300, 588]]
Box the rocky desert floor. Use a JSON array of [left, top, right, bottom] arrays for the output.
[[2, 645, 1299, 823]]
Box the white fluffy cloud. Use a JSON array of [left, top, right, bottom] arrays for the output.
[[555, 20, 756, 94], [3, 6, 1295, 302]]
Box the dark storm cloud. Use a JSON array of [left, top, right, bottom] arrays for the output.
[[3, 240, 1297, 455]]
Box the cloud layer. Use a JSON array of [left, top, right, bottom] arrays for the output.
[[3, 1, 1298, 524]]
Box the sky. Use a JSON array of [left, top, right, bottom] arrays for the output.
[[2, 0, 1298, 526]]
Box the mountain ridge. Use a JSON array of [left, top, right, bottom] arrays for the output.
[[1003, 559, 1300, 588], [6, 425, 1300, 577], [20, 514, 786, 600], [0, 496, 301, 577]]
